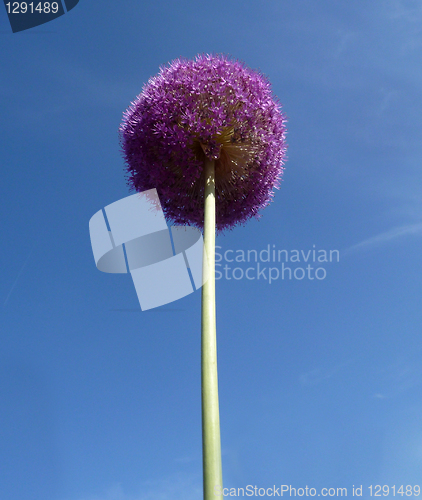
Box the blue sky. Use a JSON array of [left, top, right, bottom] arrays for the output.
[[1, 1, 422, 499]]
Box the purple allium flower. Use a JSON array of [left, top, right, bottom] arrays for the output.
[[119, 54, 287, 232]]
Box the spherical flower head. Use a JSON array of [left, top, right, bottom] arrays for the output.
[[119, 54, 287, 232]]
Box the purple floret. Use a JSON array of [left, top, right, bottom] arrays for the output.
[[119, 53, 287, 232]]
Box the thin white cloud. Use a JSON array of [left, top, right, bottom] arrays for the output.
[[374, 393, 387, 399], [67, 473, 202, 500], [377, 87, 400, 115], [374, 357, 422, 400], [344, 222, 422, 255], [300, 358, 357, 387], [385, 0, 422, 21], [2, 245, 35, 307], [332, 29, 359, 59]]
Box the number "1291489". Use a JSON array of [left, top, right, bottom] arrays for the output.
[[5, 2, 60, 14]]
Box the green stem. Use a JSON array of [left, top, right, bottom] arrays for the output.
[[201, 159, 223, 499]]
